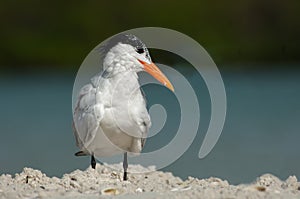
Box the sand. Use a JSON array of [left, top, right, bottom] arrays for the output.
[[0, 163, 299, 199]]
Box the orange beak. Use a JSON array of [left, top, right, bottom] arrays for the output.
[[138, 60, 174, 92]]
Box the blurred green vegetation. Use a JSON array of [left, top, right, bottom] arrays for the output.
[[0, 0, 299, 71]]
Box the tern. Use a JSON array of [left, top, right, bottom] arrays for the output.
[[73, 34, 174, 180]]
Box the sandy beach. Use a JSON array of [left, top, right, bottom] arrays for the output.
[[0, 163, 299, 199]]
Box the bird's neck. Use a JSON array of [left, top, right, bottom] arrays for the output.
[[112, 70, 140, 90], [107, 71, 141, 107], [92, 70, 139, 99]]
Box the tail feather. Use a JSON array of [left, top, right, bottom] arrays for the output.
[[75, 151, 89, 156]]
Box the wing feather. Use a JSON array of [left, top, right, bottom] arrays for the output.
[[73, 83, 104, 153]]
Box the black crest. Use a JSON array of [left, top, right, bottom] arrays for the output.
[[97, 34, 151, 62]]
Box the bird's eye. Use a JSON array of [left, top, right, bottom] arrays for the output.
[[136, 48, 144, 54]]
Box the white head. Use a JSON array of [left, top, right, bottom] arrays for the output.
[[100, 34, 174, 91], [103, 42, 151, 74]]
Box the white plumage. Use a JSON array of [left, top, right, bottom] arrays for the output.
[[73, 34, 173, 180]]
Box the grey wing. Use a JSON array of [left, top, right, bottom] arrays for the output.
[[73, 83, 104, 153]]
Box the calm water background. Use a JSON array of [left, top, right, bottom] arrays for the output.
[[0, 67, 299, 184]]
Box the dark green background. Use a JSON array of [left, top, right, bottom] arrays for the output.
[[1, 0, 299, 71]]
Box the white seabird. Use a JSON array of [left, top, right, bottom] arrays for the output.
[[73, 34, 174, 180]]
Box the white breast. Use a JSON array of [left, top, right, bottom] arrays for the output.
[[73, 71, 151, 157]]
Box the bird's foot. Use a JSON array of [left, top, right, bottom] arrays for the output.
[[91, 155, 96, 169], [123, 171, 128, 181]]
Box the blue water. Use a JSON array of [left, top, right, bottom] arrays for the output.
[[0, 67, 299, 184]]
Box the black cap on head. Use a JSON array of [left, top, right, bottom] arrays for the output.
[[97, 34, 151, 62]]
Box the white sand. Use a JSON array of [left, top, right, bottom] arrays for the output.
[[0, 163, 299, 199]]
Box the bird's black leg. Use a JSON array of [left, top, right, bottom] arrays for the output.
[[123, 152, 128, 181], [91, 155, 96, 169]]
